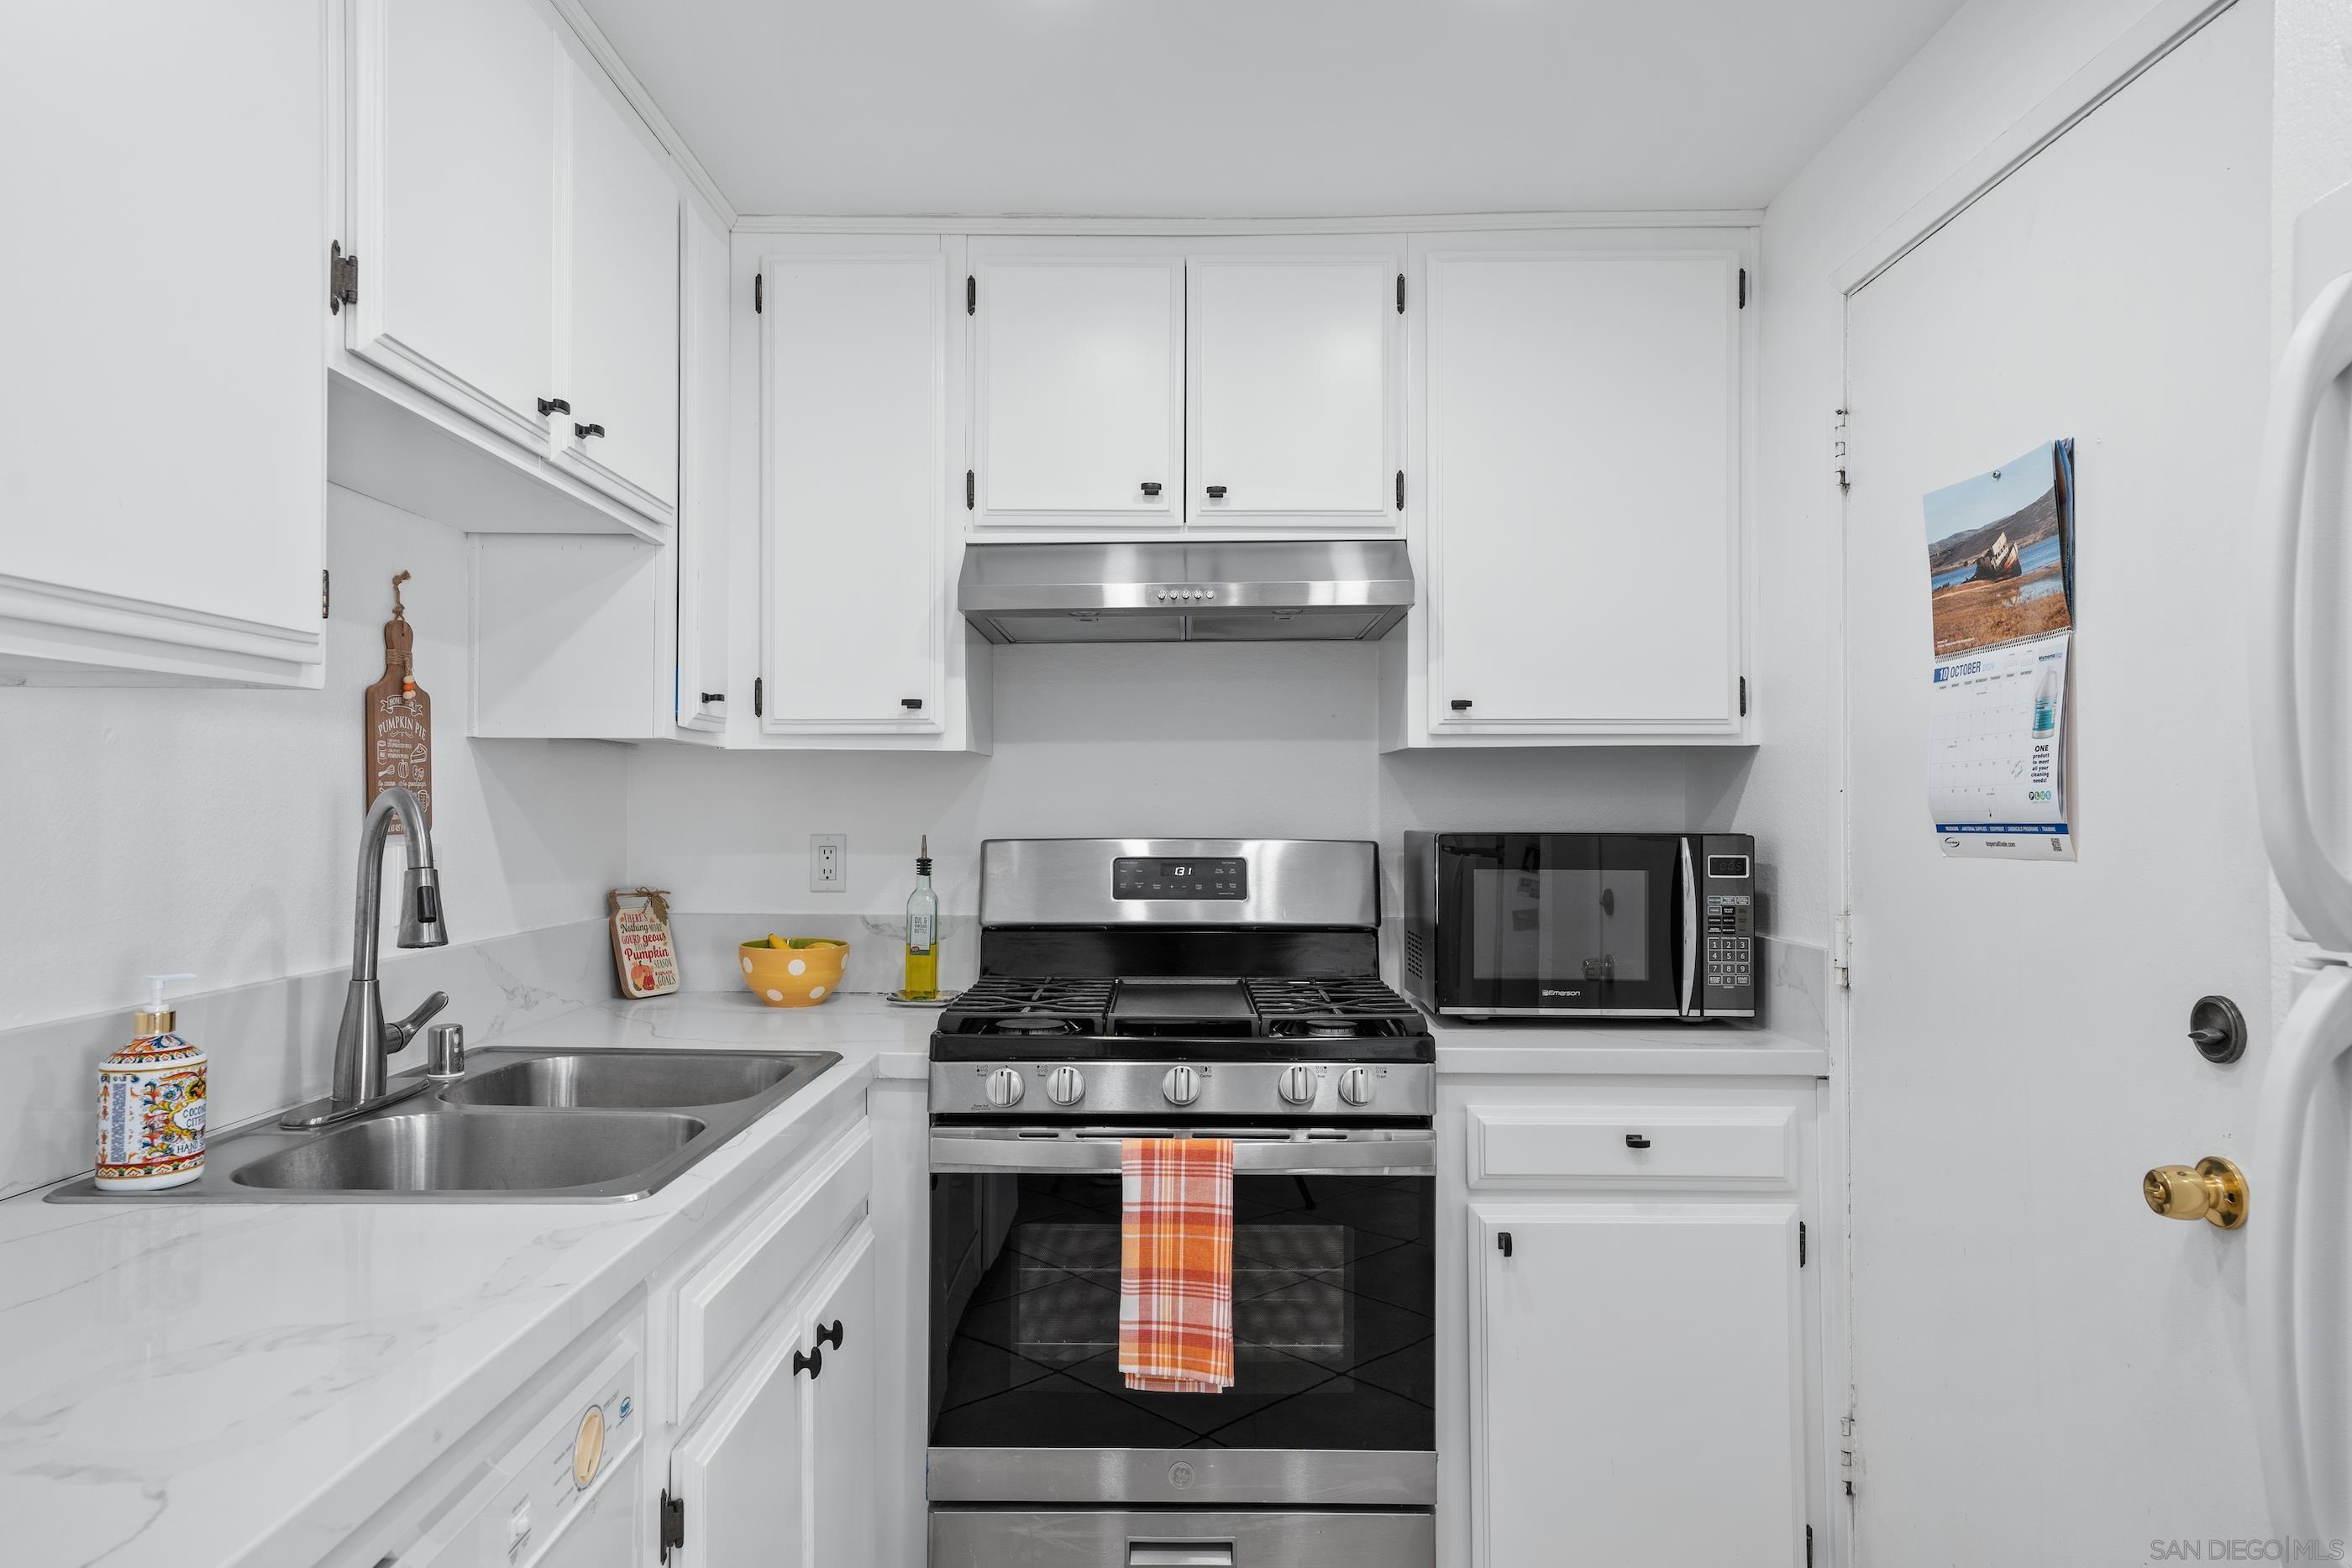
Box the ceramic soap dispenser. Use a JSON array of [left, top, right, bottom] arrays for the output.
[[95, 973, 207, 1191]]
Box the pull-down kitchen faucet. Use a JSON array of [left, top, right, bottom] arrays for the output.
[[282, 785, 450, 1129]]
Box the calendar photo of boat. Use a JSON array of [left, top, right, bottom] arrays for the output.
[[1923, 438, 2075, 656]]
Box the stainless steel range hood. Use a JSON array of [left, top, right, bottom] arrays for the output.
[[957, 540, 1414, 644]]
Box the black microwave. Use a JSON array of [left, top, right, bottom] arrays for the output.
[[1400, 831, 1756, 1020]]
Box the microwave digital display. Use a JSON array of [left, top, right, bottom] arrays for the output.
[[1113, 857, 1248, 900]]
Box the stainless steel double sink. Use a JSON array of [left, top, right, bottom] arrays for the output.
[[47, 1046, 843, 1204]]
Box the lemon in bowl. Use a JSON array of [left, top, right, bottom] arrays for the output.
[[740, 936, 850, 1007]]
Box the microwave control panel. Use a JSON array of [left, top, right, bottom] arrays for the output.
[[1702, 893, 1753, 1003]]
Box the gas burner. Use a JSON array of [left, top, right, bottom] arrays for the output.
[[940, 976, 1114, 1037], [1301, 1019, 1361, 1039], [1245, 976, 1421, 1037], [994, 1015, 1079, 1036]]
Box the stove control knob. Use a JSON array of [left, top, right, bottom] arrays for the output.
[[1162, 1066, 1201, 1107], [1278, 1064, 1319, 1106], [984, 1067, 1025, 1108], [1046, 1066, 1085, 1107], [1338, 1066, 1376, 1107]]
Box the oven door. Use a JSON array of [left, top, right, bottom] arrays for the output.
[[1430, 832, 1691, 1015], [927, 1127, 1436, 1508]]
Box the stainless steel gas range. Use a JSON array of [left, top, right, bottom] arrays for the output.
[[927, 839, 1436, 1568]]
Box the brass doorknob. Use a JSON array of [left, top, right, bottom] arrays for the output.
[[2143, 1156, 2248, 1229]]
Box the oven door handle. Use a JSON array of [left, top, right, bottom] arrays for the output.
[[928, 1129, 1436, 1175], [1679, 836, 1701, 1017]]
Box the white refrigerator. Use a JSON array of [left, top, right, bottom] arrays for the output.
[[2254, 180, 2352, 1546]]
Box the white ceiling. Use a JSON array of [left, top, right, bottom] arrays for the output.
[[577, 0, 1966, 219]]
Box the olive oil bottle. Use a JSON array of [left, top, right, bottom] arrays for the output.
[[903, 836, 939, 1000]]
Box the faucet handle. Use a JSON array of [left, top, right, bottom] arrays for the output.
[[386, 991, 450, 1051], [424, 1024, 465, 1082]]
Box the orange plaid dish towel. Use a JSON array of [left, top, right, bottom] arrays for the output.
[[1118, 1136, 1235, 1393]]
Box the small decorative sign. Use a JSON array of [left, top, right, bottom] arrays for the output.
[[611, 888, 680, 999], [365, 571, 432, 834]]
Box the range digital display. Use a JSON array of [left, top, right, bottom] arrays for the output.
[[1113, 857, 1248, 900]]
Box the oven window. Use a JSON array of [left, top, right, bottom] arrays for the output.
[[1468, 867, 1653, 983], [930, 1172, 1435, 1452]]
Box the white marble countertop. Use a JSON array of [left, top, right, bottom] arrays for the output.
[[1431, 1015, 1831, 1077], [0, 992, 927, 1568]]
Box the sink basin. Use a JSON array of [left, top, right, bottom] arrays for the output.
[[231, 1109, 706, 1194], [438, 1051, 825, 1109]]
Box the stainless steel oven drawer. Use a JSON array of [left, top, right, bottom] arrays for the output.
[[929, 1508, 1435, 1568]]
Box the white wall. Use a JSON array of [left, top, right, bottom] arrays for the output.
[[0, 485, 629, 1030]]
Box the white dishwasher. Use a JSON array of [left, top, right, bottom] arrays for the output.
[[393, 1328, 643, 1568]]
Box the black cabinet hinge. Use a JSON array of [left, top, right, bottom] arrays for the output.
[[1395, 469, 1404, 511], [1496, 1230, 1512, 1258], [1806, 1524, 1814, 1567], [328, 242, 358, 314], [754, 273, 763, 313], [967, 275, 976, 316], [321, 569, 330, 620], [965, 469, 974, 511], [1739, 267, 1748, 309], [1799, 1220, 1808, 1266], [753, 676, 764, 718], [1740, 676, 1749, 716], [699, 691, 725, 705], [1396, 272, 1406, 313], [659, 1489, 686, 1562]]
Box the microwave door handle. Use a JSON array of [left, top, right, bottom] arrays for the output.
[[2255, 270, 2352, 952], [1679, 838, 1700, 1016]]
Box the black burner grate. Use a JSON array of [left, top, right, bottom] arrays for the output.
[[942, 975, 1115, 1036], [1244, 976, 1422, 1036]]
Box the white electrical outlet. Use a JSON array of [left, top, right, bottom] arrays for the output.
[[811, 833, 847, 891]]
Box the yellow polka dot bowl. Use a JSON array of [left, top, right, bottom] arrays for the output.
[[739, 936, 850, 1008]]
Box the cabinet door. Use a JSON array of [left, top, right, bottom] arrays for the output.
[[1188, 256, 1398, 528], [801, 1223, 879, 1568], [1425, 251, 1740, 732], [3, 0, 324, 683], [972, 255, 1184, 529], [675, 200, 732, 730], [555, 58, 680, 520], [763, 254, 947, 732], [1468, 1202, 1803, 1567], [347, 0, 557, 451], [668, 1314, 811, 1568]]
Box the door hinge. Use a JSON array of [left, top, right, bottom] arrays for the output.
[[1395, 469, 1405, 511], [966, 274, 976, 316], [658, 1489, 685, 1562], [1806, 1524, 1814, 1567], [1798, 1220, 1808, 1266], [1396, 272, 1406, 313], [754, 273, 763, 313], [1833, 911, 1853, 989], [328, 242, 358, 314], [320, 569, 330, 620], [753, 676, 764, 718], [1739, 676, 1748, 717], [965, 469, 975, 510], [1739, 267, 1748, 309], [1831, 407, 1851, 492]]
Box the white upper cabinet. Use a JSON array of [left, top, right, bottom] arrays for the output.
[[969, 249, 1185, 530], [763, 250, 950, 735], [554, 57, 680, 520], [345, 0, 557, 451], [2, 2, 324, 684], [1410, 237, 1747, 742], [1188, 253, 1401, 530]]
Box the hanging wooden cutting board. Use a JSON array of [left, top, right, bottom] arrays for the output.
[[365, 571, 432, 832]]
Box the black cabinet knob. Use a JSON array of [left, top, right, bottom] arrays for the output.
[[575, 422, 606, 440], [900, 697, 924, 711], [1450, 699, 1473, 711], [1497, 1231, 1514, 1258], [792, 1345, 822, 1379], [1205, 485, 1227, 499], [1625, 1133, 1651, 1150], [816, 1319, 844, 1350], [1141, 481, 1163, 497], [537, 396, 570, 416]]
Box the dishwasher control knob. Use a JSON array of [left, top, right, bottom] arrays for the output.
[[1337, 1066, 1375, 1107], [1046, 1065, 1085, 1106], [1163, 1065, 1201, 1107], [1278, 1064, 1319, 1106], [984, 1067, 1025, 1108]]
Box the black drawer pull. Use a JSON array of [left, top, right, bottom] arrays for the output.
[[1205, 485, 1227, 499], [575, 422, 606, 440], [700, 691, 725, 704], [1141, 481, 1163, 496], [1625, 1133, 1651, 1150], [901, 697, 924, 711], [537, 396, 570, 416], [816, 1319, 844, 1350], [1497, 1231, 1513, 1259], [793, 1345, 822, 1379], [1450, 699, 1473, 712]]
